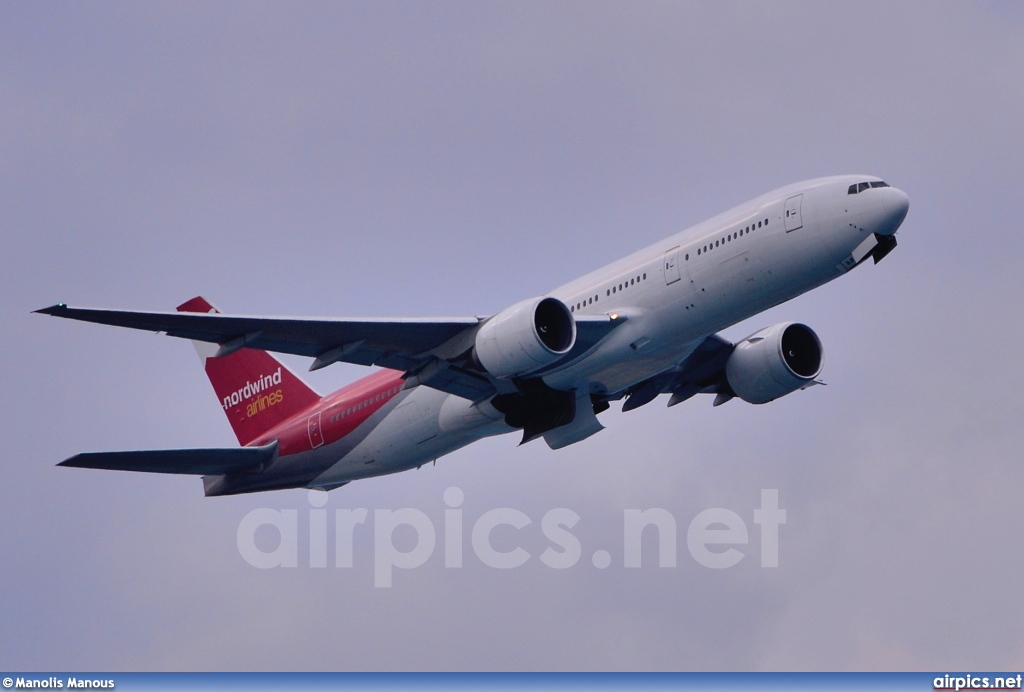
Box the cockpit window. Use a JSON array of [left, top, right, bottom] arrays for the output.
[[849, 180, 892, 194]]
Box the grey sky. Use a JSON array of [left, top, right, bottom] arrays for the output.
[[3, 1, 1023, 671]]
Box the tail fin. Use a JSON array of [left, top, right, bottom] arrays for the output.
[[177, 297, 321, 446]]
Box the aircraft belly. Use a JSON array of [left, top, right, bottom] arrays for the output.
[[310, 387, 489, 485], [544, 305, 700, 395]]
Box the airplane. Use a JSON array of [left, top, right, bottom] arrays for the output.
[[36, 175, 909, 496]]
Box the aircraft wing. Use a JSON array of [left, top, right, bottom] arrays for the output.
[[58, 441, 279, 475], [35, 303, 479, 370], [618, 334, 734, 411], [35, 303, 626, 401]]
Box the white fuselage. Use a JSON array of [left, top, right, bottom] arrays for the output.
[[311, 175, 908, 487]]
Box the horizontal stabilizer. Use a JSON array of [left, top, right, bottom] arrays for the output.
[[58, 441, 278, 475]]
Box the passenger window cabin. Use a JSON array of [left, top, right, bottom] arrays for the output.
[[684, 217, 768, 260]]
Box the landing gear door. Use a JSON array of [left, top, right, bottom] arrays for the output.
[[784, 194, 803, 232], [664, 246, 681, 285]]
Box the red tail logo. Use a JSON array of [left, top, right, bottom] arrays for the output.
[[177, 297, 322, 446]]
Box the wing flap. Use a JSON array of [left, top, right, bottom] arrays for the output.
[[614, 334, 734, 410], [58, 441, 279, 475], [662, 334, 733, 406]]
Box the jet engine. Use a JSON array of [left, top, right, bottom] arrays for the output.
[[474, 297, 576, 379], [725, 322, 823, 404]]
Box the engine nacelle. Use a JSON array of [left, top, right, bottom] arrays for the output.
[[474, 297, 576, 379], [725, 322, 823, 404]]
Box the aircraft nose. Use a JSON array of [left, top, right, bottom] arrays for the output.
[[874, 187, 910, 236]]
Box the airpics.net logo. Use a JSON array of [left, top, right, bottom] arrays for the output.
[[236, 488, 787, 587]]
